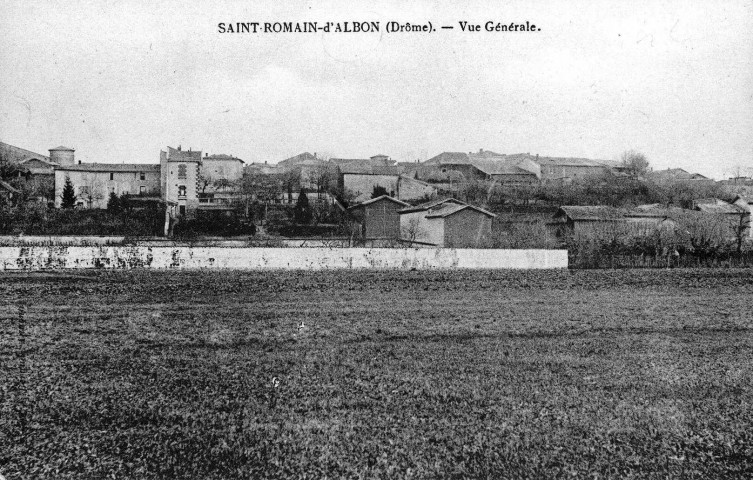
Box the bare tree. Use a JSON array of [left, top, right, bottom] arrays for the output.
[[400, 216, 424, 246], [620, 150, 650, 176]]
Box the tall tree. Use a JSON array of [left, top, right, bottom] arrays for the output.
[[61, 176, 77, 209], [293, 189, 313, 224]]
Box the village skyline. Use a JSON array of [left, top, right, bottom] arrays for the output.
[[2, 1, 751, 180]]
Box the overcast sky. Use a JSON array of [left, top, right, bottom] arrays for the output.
[[1, 0, 751, 178]]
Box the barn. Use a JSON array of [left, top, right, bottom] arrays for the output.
[[399, 198, 495, 247], [347, 195, 409, 239]]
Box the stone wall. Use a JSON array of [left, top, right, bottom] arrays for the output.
[[0, 247, 568, 270]]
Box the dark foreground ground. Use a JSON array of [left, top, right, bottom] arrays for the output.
[[1, 269, 752, 479]]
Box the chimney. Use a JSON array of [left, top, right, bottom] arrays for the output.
[[78, 160, 81, 164], [479, 149, 483, 154], [205, 153, 208, 157], [177, 145, 181, 151]]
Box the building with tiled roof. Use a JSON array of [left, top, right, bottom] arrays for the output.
[[348, 195, 410, 239], [398, 197, 495, 247], [55, 162, 161, 209]]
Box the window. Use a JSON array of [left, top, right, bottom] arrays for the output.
[[140, 186, 146, 194], [178, 164, 187, 179], [179, 205, 186, 216], [178, 185, 187, 197], [78, 186, 90, 195], [140, 172, 146, 180], [109, 173, 114, 181]]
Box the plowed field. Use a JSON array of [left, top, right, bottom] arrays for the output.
[[1, 269, 752, 478]]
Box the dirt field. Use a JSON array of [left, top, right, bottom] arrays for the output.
[[1, 269, 752, 478]]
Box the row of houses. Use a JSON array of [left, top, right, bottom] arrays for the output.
[[553, 197, 752, 239]]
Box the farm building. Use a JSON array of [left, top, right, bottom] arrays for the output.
[[693, 198, 750, 237], [348, 195, 409, 239], [551, 206, 626, 236], [399, 198, 495, 247]]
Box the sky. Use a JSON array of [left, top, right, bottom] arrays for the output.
[[1, 0, 752, 179]]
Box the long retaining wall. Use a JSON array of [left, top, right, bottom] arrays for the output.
[[0, 247, 568, 271]]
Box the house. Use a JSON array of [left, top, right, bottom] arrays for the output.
[[160, 146, 202, 215], [55, 163, 161, 209], [468, 158, 540, 185], [532, 156, 612, 182], [201, 153, 244, 182], [347, 195, 409, 239], [277, 152, 334, 191], [245, 161, 279, 175], [340, 163, 401, 202], [551, 206, 626, 235], [399, 198, 496, 247]]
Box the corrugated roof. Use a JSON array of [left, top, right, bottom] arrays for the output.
[[56, 163, 161, 172]]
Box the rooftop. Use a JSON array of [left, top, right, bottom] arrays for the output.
[[555, 205, 626, 221], [348, 195, 410, 210], [56, 163, 161, 172], [424, 202, 496, 219]]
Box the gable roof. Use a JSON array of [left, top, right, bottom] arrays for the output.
[[56, 163, 161, 173], [648, 168, 709, 181], [278, 152, 317, 167], [348, 195, 410, 210], [399, 197, 467, 214], [732, 195, 753, 205], [469, 158, 538, 176], [166, 146, 202, 162], [424, 152, 472, 165], [424, 202, 496, 219]]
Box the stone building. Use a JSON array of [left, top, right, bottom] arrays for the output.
[[160, 146, 202, 216], [55, 163, 161, 209]]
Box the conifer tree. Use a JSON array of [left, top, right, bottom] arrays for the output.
[[61, 176, 77, 209]]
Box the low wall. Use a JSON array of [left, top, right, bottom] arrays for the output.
[[0, 247, 568, 271]]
